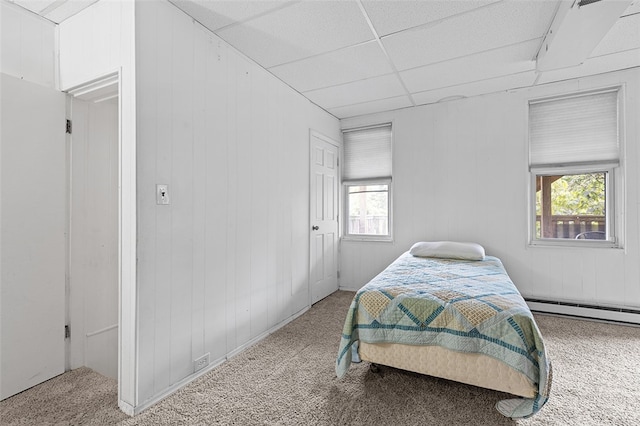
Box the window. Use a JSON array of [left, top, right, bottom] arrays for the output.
[[529, 89, 621, 246], [342, 124, 392, 241], [535, 172, 608, 239]]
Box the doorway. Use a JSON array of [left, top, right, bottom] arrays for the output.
[[67, 74, 120, 379], [0, 71, 121, 401]]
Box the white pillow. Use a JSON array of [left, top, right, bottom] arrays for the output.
[[409, 241, 485, 261]]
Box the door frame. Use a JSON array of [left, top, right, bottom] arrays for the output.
[[64, 69, 133, 410], [308, 130, 341, 307]]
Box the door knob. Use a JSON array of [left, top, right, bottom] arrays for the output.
[[312, 225, 319, 231]]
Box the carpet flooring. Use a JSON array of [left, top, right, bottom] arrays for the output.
[[1, 290, 639, 425]]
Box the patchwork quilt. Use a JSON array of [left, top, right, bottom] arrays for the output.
[[335, 252, 552, 418]]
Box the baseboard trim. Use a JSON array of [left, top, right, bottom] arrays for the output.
[[118, 400, 134, 416], [226, 306, 309, 359], [526, 299, 640, 325], [130, 305, 311, 416], [131, 356, 226, 415]]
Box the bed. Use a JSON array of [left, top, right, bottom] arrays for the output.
[[335, 242, 552, 419]]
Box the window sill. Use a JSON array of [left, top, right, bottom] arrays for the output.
[[528, 238, 621, 249], [342, 236, 393, 243]]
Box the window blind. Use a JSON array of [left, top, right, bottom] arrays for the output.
[[529, 90, 619, 168], [343, 124, 392, 181]]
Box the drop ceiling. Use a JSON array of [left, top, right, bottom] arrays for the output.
[[10, 0, 640, 119]]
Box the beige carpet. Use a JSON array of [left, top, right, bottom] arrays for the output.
[[2, 290, 639, 425]]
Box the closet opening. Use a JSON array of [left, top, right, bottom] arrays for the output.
[[66, 73, 121, 382]]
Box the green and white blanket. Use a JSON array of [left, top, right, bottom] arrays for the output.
[[336, 252, 552, 418]]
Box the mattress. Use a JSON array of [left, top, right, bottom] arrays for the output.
[[336, 251, 552, 418]]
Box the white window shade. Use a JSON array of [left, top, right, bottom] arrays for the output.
[[343, 124, 392, 181], [529, 90, 619, 168]]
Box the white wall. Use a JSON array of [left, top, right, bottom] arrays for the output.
[[58, 0, 133, 90], [340, 68, 640, 311], [0, 0, 56, 88], [134, 0, 340, 408], [58, 0, 137, 410]]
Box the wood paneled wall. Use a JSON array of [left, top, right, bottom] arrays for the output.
[[340, 68, 640, 311], [0, 1, 56, 88], [58, 0, 134, 90], [135, 0, 340, 406]]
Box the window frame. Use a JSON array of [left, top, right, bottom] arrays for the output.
[[341, 122, 393, 243], [342, 178, 393, 242], [529, 164, 617, 248], [527, 86, 624, 249]]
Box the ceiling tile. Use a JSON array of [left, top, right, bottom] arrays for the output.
[[382, 0, 559, 71], [411, 71, 537, 106], [304, 74, 407, 109], [268, 41, 393, 92], [400, 39, 539, 94], [328, 95, 413, 119], [536, 49, 640, 85], [590, 13, 640, 57], [362, 0, 499, 36], [169, 0, 293, 32], [216, 0, 374, 68]]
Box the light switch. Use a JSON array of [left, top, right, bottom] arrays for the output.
[[156, 184, 170, 205]]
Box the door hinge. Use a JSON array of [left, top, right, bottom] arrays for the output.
[[66, 119, 72, 134], [65, 324, 70, 339], [337, 270, 340, 279]]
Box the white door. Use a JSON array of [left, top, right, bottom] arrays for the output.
[[1, 74, 66, 399], [309, 132, 339, 304]]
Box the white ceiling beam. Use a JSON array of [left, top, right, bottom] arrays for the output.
[[536, 0, 633, 72], [39, 0, 66, 16]]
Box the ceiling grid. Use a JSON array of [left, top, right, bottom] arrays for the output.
[[9, 0, 639, 119]]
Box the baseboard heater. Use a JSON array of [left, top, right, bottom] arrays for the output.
[[526, 298, 640, 326]]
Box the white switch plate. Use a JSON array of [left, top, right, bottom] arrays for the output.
[[156, 184, 170, 205]]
